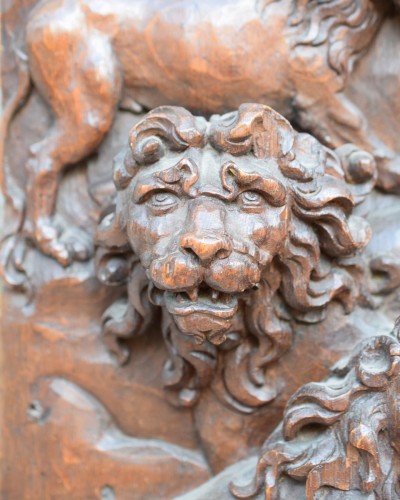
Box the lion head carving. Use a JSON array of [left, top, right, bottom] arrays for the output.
[[95, 103, 376, 411]]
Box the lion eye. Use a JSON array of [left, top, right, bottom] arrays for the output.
[[148, 191, 179, 207], [238, 191, 264, 206]]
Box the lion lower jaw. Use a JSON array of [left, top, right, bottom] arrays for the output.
[[171, 312, 234, 345], [163, 289, 239, 345]]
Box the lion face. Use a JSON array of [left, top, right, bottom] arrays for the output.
[[122, 146, 289, 345]]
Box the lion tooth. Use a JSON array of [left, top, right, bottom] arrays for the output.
[[187, 289, 198, 301], [211, 290, 220, 302], [194, 334, 205, 345]]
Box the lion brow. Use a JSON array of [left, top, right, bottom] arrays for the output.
[[156, 158, 199, 195], [220, 162, 287, 206], [132, 158, 199, 201]]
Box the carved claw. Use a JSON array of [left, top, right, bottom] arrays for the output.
[[103, 332, 131, 365], [0, 234, 31, 295], [229, 481, 261, 500]]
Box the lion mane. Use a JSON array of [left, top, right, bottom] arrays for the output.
[[261, 0, 385, 81], [95, 103, 375, 412]]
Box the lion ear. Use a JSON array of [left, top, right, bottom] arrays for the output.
[[334, 144, 377, 204], [96, 206, 130, 250], [249, 104, 294, 159], [128, 106, 206, 165], [211, 103, 295, 158]]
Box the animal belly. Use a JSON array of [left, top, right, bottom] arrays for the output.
[[114, 0, 292, 114]]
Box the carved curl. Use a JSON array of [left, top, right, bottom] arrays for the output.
[[113, 106, 206, 190], [261, 0, 382, 82], [96, 103, 376, 412]]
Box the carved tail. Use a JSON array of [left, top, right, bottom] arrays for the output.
[[0, 50, 31, 212], [0, 51, 32, 294]]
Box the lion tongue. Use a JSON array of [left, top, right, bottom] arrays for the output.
[[208, 330, 227, 345]]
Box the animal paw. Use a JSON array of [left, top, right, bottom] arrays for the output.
[[35, 218, 93, 266]]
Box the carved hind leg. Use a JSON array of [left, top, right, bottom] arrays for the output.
[[25, 3, 122, 264]]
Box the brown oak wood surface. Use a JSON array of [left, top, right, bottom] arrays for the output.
[[2, 1, 400, 498]]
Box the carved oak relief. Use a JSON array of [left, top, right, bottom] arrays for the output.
[[2, 1, 400, 499]]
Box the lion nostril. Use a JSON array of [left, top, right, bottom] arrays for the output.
[[181, 246, 199, 260], [215, 248, 230, 260]]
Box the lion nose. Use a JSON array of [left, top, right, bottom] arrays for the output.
[[180, 233, 231, 262]]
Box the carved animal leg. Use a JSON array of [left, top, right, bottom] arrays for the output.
[[25, 6, 121, 264], [296, 92, 368, 148], [296, 90, 400, 191]]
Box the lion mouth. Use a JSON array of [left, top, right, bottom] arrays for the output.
[[164, 283, 239, 318]]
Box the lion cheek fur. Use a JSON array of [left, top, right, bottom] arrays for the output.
[[149, 254, 204, 291], [206, 258, 262, 293]]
